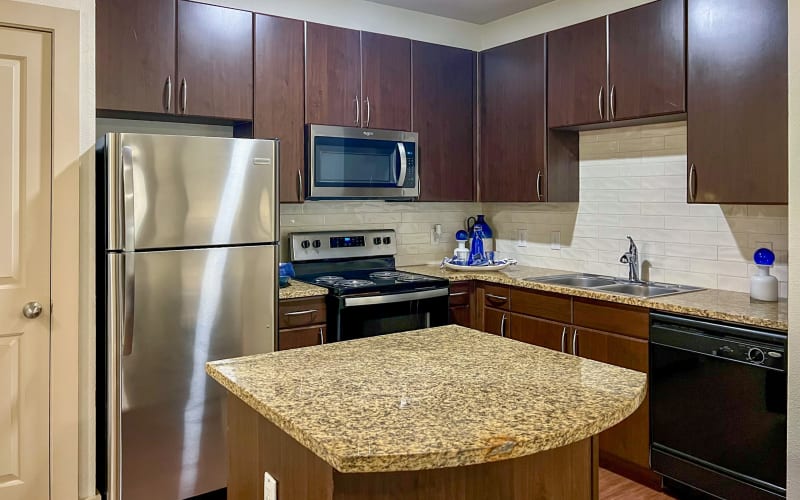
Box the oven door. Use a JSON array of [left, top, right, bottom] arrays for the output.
[[333, 288, 449, 342], [307, 125, 418, 199]]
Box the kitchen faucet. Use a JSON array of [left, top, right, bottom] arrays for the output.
[[620, 236, 640, 282]]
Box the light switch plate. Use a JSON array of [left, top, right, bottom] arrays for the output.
[[264, 472, 277, 500], [551, 231, 561, 250], [517, 229, 528, 247]]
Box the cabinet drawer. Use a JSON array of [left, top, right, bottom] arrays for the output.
[[449, 281, 472, 306], [510, 287, 572, 323], [279, 296, 327, 329], [483, 307, 510, 337], [572, 298, 648, 340], [278, 324, 327, 351], [481, 284, 510, 310]]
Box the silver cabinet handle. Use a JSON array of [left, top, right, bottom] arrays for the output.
[[365, 96, 371, 127], [354, 95, 360, 125], [536, 170, 543, 201], [598, 86, 604, 120], [449, 291, 469, 297], [485, 293, 508, 302], [572, 329, 578, 356], [689, 163, 697, 202], [318, 327, 325, 345], [500, 313, 507, 338], [179, 77, 187, 114], [284, 309, 318, 317], [297, 170, 303, 201], [560, 326, 567, 353], [610, 85, 616, 120], [164, 76, 172, 112], [396, 142, 408, 187], [22, 301, 43, 319]]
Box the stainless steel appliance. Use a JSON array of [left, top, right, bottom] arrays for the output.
[[290, 230, 449, 341], [96, 133, 279, 500], [650, 313, 787, 499], [306, 124, 419, 199]]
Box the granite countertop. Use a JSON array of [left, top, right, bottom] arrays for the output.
[[207, 326, 647, 474], [279, 280, 328, 300], [400, 264, 788, 331]]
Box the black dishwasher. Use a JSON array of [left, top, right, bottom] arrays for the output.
[[650, 313, 787, 499]]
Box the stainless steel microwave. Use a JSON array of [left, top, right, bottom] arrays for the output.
[[306, 124, 419, 199]]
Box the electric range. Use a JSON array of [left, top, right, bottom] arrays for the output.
[[290, 229, 450, 342]]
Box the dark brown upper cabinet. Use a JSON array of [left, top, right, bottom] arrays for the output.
[[547, 18, 608, 128], [549, 0, 685, 128], [609, 0, 685, 121], [96, 0, 176, 114], [97, 0, 253, 120], [687, 0, 788, 204], [305, 23, 362, 127], [480, 35, 547, 202], [177, 1, 253, 121], [361, 32, 412, 131], [481, 35, 578, 203], [306, 24, 411, 130], [253, 15, 306, 203], [412, 41, 476, 202]]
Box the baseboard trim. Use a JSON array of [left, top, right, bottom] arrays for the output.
[[600, 452, 663, 491], [81, 493, 101, 500]]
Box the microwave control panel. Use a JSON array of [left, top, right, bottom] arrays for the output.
[[402, 146, 416, 189]]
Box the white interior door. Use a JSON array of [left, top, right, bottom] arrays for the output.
[[0, 26, 52, 500]]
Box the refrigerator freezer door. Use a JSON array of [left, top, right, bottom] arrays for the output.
[[107, 245, 277, 500], [106, 133, 279, 251]]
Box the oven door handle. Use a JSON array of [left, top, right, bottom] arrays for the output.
[[395, 142, 408, 187], [343, 288, 448, 307]]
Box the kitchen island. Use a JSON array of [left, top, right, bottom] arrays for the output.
[[206, 326, 647, 500]]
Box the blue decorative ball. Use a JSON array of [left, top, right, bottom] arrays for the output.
[[455, 230, 469, 241], [753, 248, 775, 266]]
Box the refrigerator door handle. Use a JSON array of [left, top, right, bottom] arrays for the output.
[[122, 253, 135, 356], [121, 146, 135, 252]]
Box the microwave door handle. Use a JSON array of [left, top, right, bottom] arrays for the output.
[[396, 142, 407, 187]]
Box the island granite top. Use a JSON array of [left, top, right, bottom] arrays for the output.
[[206, 326, 646, 473], [400, 264, 788, 331]]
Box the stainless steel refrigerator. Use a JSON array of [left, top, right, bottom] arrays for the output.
[[96, 133, 279, 500]]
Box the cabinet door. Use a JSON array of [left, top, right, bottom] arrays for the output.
[[574, 328, 650, 469], [449, 306, 472, 329], [412, 42, 475, 201], [278, 325, 327, 351], [609, 0, 685, 121], [547, 18, 608, 128], [96, 0, 175, 113], [509, 314, 568, 353], [361, 32, 411, 131], [254, 14, 305, 203], [687, 0, 787, 204], [480, 35, 546, 202], [306, 23, 362, 127], [483, 307, 510, 338], [176, 1, 253, 120]]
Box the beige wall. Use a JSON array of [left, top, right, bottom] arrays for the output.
[[786, 0, 799, 496]]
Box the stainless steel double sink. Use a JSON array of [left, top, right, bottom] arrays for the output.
[[524, 273, 703, 298]]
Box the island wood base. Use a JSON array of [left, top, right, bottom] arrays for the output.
[[228, 395, 600, 500]]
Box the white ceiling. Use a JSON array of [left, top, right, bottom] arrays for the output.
[[364, 0, 557, 24]]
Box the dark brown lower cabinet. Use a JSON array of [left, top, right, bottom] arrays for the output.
[[573, 327, 655, 485], [278, 325, 327, 351], [509, 314, 568, 353], [483, 307, 509, 337], [449, 281, 474, 328]]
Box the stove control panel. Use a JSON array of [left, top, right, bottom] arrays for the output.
[[290, 230, 398, 261]]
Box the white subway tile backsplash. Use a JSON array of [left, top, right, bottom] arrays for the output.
[[489, 121, 788, 297]]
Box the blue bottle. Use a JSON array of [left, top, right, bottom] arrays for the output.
[[467, 215, 494, 252], [468, 227, 486, 266]]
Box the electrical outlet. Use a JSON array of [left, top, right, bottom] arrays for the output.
[[755, 241, 773, 251], [551, 231, 561, 250], [264, 472, 277, 500], [517, 229, 528, 247]]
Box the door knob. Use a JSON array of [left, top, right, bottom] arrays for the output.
[[23, 301, 43, 319]]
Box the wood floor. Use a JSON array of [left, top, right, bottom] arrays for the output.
[[600, 468, 676, 500]]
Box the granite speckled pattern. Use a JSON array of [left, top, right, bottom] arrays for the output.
[[400, 265, 788, 331], [279, 280, 328, 300], [207, 326, 646, 473]]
